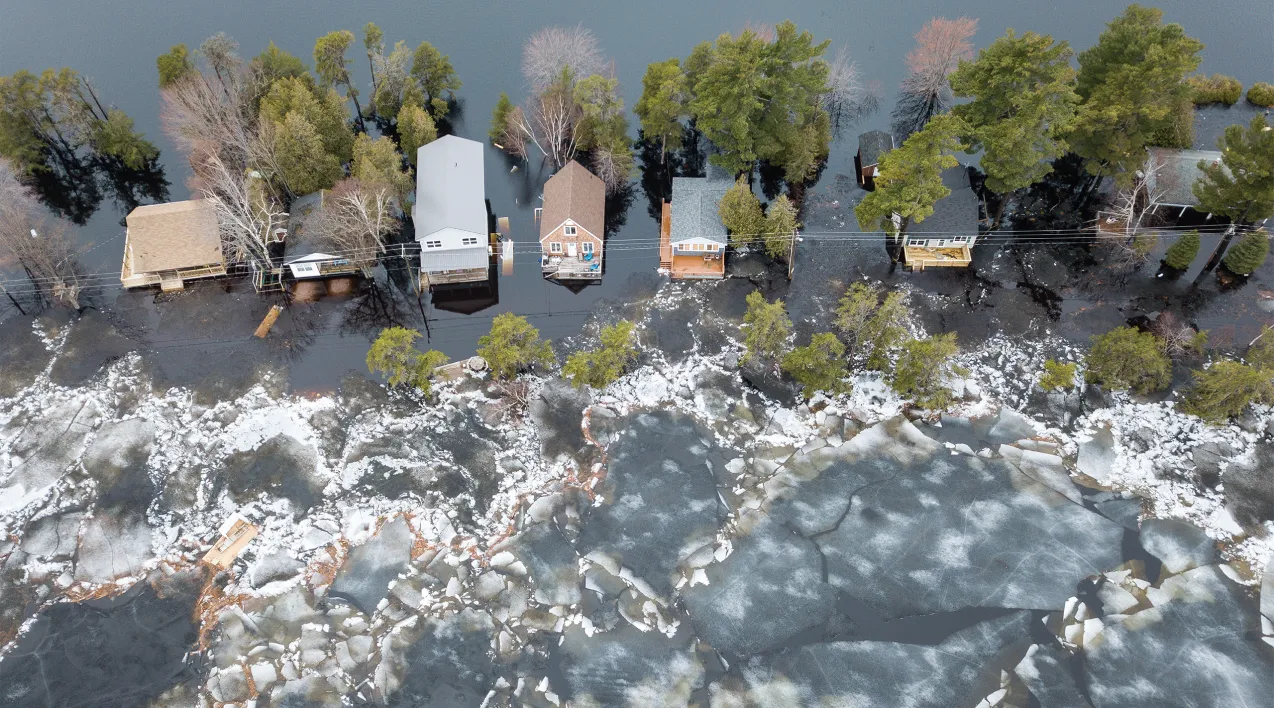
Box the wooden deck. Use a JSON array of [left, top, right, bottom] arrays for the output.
[[659, 200, 725, 279], [903, 245, 972, 271], [121, 262, 227, 290], [659, 201, 673, 270], [201, 518, 259, 570]]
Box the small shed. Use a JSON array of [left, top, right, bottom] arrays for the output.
[[902, 167, 979, 270], [281, 191, 363, 279], [414, 135, 490, 286], [1145, 147, 1224, 216], [660, 171, 731, 280], [855, 130, 895, 190], [539, 160, 605, 280], [120, 199, 227, 291]]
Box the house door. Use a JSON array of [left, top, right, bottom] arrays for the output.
[[567, 243, 577, 257]]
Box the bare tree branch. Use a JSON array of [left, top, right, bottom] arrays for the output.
[[0, 158, 82, 307], [891, 17, 977, 138], [822, 47, 880, 138], [521, 25, 605, 89], [305, 179, 395, 276]]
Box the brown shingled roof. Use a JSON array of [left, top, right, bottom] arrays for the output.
[[125, 199, 224, 274], [539, 161, 605, 240]]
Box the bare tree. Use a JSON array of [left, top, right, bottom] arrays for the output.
[[521, 25, 605, 89], [160, 54, 254, 177], [891, 17, 977, 138], [305, 179, 395, 276], [0, 159, 82, 308], [589, 143, 633, 194], [502, 79, 584, 169], [822, 47, 880, 138], [191, 144, 286, 267], [1150, 311, 1205, 358], [1106, 164, 1165, 274]]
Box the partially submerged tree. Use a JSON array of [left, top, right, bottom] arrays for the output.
[[764, 194, 799, 260], [351, 133, 411, 201], [1221, 229, 1270, 276], [1071, 5, 1203, 184], [1193, 116, 1274, 225], [396, 102, 437, 166], [855, 114, 965, 240], [1245, 325, 1274, 370], [634, 58, 687, 160], [313, 30, 366, 132], [156, 45, 196, 88], [478, 313, 555, 380], [718, 177, 765, 247], [1163, 230, 1201, 270], [307, 178, 395, 275], [1149, 311, 1206, 359], [489, 93, 514, 144], [821, 47, 879, 139], [741, 291, 792, 368], [1181, 360, 1273, 424], [0, 158, 82, 307], [890, 333, 961, 409], [562, 320, 639, 388], [410, 42, 462, 118], [860, 291, 910, 370], [891, 17, 977, 138], [782, 332, 848, 398], [950, 29, 1078, 227], [1085, 326, 1172, 394], [521, 25, 606, 90], [834, 281, 881, 349], [366, 326, 449, 395]]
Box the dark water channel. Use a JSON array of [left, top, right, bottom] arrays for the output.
[[1, 0, 1271, 392]]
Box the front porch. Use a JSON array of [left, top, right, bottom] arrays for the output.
[[542, 255, 602, 280], [903, 245, 972, 271], [121, 261, 228, 290]]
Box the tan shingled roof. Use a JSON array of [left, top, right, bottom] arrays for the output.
[[539, 161, 605, 240], [125, 199, 224, 274]]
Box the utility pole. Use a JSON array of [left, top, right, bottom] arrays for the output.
[[787, 230, 797, 280]]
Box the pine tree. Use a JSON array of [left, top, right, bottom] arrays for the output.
[[1162, 230, 1201, 270], [1038, 359, 1077, 391], [1085, 326, 1172, 394], [741, 291, 792, 366], [1181, 361, 1274, 423], [861, 291, 910, 370], [890, 333, 961, 409], [718, 177, 765, 248], [1221, 230, 1269, 276], [834, 282, 881, 348], [489, 92, 514, 144], [1193, 116, 1274, 224], [351, 134, 411, 200], [410, 42, 462, 118], [782, 332, 849, 398], [397, 102, 437, 166], [764, 194, 799, 260], [272, 112, 343, 196], [156, 45, 195, 88], [562, 320, 639, 389], [478, 313, 555, 380], [366, 327, 449, 395], [635, 58, 687, 160]]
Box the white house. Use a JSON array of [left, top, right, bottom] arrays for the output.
[[414, 135, 490, 285]]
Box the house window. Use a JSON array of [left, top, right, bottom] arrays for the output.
[[908, 238, 925, 246], [706, 244, 717, 252], [581, 242, 593, 254], [462, 236, 479, 246], [565, 225, 577, 236], [425, 240, 442, 248], [550, 242, 562, 254], [952, 235, 967, 243]]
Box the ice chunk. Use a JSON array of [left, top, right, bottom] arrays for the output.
[[249, 553, 305, 588], [21, 511, 83, 559], [1076, 427, 1116, 482], [1138, 519, 1215, 576], [74, 513, 153, 583], [507, 521, 581, 606], [382, 609, 495, 707], [554, 623, 702, 706], [329, 518, 413, 615], [1013, 644, 1089, 707]]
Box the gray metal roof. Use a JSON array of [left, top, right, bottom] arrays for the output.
[[670, 176, 732, 244], [1145, 147, 1224, 208], [916, 167, 978, 235], [858, 130, 894, 167], [421, 247, 489, 272], [414, 135, 487, 240]]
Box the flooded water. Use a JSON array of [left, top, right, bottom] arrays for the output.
[[1, 0, 1271, 390]]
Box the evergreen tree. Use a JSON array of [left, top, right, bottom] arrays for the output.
[[718, 177, 765, 247], [562, 320, 639, 389], [782, 332, 848, 398], [1193, 116, 1274, 225], [1038, 359, 1077, 391], [950, 30, 1079, 226], [478, 313, 555, 380], [397, 102, 437, 166], [635, 58, 687, 160], [156, 45, 195, 88], [764, 194, 799, 259], [834, 282, 881, 349], [1071, 5, 1203, 183], [741, 291, 792, 366], [855, 114, 965, 238], [272, 112, 343, 196], [410, 42, 462, 118], [862, 291, 909, 370], [891, 333, 961, 409], [1221, 229, 1269, 276], [1180, 360, 1273, 423], [1246, 326, 1274, 370], [351, 134, 411, 200], [366, 327, 449, 395], [1085, 326, 1172, 394], [489, 92, 514, 144], [1163, 230, 1201, 269], [260, 76, 355, 163], [313, 30, 366, 132]]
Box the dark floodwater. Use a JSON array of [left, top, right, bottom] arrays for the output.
[[1, 0, 1271, 390]]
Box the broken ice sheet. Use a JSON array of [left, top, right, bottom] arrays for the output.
[[553, 621, 703, 707], [329, 517, 413, 614]]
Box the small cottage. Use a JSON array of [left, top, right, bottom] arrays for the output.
[[855, 130, 895, 190], [660, 171, 731, 280], [414, 135, 490, 286], [120, 199, 227, 291], [902, 167, 979, 271], [1145, 147, 1224, 218], [539, 161, 605, 280]]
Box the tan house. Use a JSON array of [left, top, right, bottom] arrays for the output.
[[659, 174, 731, 279], [539, 161, 605, 280], [121, 199, 226, 291]]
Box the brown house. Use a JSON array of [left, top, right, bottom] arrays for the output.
[[855, 130, 895, 190], [539, 161, 605, 280], [120, 199, 227, 291]]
